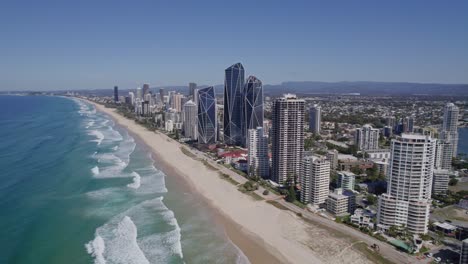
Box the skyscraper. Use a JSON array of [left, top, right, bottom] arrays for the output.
[[271, 94, 305, 185], [440, 103, 459, 157], [113, 86, 119, 102], [247, 127, 269, 179], [183, 100, 197, 140], [243, 76, 264, 146], [136, 87, 142, 100], [309, 105, 321, 134], [355, 124, 380, 151], [159, 88, 165, 104], [224, 63, 245, 146], [300, 155, 330, 205], [189, 82, 197, 98], [197, 86, 217, 144], [142, 83, 150, 97], [170, 93, 184, 112], [377, 134, 436, 234], [461, 238, 468, 264]]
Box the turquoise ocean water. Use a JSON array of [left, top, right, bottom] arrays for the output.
[[0, 96, 247, 264]]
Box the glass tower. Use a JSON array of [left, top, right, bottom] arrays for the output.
[[197, 86, 217, 144], [223, 63, 245, 146], [243, 75, 264, 146]]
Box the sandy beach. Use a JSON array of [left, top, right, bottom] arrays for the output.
[[88, 100, 379, 264]]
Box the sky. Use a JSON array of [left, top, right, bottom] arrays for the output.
[[0, 0, 467, 91]]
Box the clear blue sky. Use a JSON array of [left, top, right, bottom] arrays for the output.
[[1, 0, 467, 91]]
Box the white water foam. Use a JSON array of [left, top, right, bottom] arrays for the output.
[[127, 172, 141, 189], [89, 130, 105, 145], [85, 235, 106, 264], [86, 198, 184, 264], [91, 166, 100, 176], [86, 216, 150, 264]]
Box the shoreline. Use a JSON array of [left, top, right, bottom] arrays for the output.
[[84, 99, 392, 264], [89, 101, 287, 263]]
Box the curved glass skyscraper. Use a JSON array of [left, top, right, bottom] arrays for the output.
[[197, 86, 217, 144], [243, 75, 264, 146], [223, 63, 245, 146]]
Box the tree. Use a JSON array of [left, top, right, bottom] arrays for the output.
[[449, 178, 458, 186], [367, 194, 377, 206], [286, 185, 297, 202]]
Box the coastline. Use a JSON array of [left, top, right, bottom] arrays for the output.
[[85, 99, 382, 264], [88, 101, 288, 263]]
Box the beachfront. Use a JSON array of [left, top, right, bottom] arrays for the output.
[[85, 100, 401, 264]]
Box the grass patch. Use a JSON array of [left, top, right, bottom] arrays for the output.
[[248, 191, 265, 201], [352, 242, 394, 264], [218, 172, 240, 186], [202, 160, 218, 171], [266, 200, 289, 210], [292, 200, 307, 209], [180, 146, 197, 159]]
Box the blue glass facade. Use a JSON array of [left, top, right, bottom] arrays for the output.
[[223, 63, 244, 146], [197, 86, 217, 144], [243, 76, 264, 146]]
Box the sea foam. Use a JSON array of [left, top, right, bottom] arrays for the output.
[[86, 216, 149, 264], [88, 130, 105, 145], [127, 172, 141, 189]]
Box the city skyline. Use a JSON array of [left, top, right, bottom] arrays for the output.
[[1, 1, 468, 91]]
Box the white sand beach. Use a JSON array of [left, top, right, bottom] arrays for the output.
[[89, 101, 380, 264]]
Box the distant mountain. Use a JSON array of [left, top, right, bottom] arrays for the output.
[[263, 81, 468, 96], [5, 81, 466, 97]]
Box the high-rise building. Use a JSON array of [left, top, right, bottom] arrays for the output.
[[461, 238, 468, 264], [142, 83, 150, 97], [435, 140, 454, 170], [271, 94, 305, 185], [432, 169, 450, 195], [189, 82, 197, 98], [247, 127, 269, 179], [170, 93, 184, 112], [337, 171, 356, 191], [183, 100, 198, 140], [355, 124, 380, 151], [159, 88, 165, 104], [113, 86, 119, 102], [128, 92, 135, 105], [377, 134, 436, 234], [440, 103, 459, 157], [136, 87, 142, 100], [243, 76, 264, 146], [309, 105, 321, 134], [326, 149, 339, 170], [224, 62, 245, 146], [300, 155, 330, 205], [197, 86, 217, 144]]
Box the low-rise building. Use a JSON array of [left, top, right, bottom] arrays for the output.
[[326, 188, 356, 216], [350, 209, 375, 229]]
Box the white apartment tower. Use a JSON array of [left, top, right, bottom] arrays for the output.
[[183, 100, 198, 140], [355, 124, 380, 151], [309, 104, 321, 134], [440, 102, 459, 158], [271, 94, 305, 185], [247, 127, 269, 179], [377, 134, 436, 234], [300, 155, 330, 205]]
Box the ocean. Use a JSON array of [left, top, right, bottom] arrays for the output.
[[0, 95, 247, 264]]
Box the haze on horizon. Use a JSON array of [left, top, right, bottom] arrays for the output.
[[1, 0, 467, 91]]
